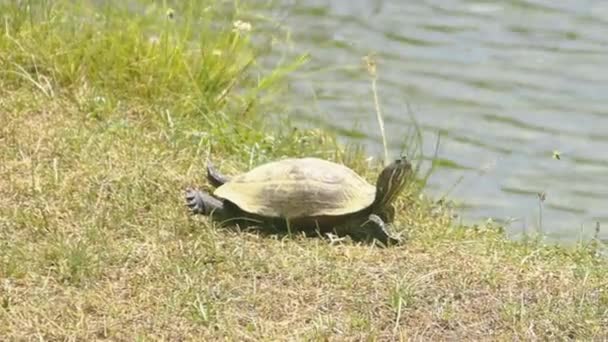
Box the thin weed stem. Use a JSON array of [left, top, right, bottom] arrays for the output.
[[364, 54, 389, 165], [537, 192, 546, 237], [372, 77, 389, 165]]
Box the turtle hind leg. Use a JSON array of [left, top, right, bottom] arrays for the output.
[[185, 188, 225, 216], [361, 214, 403, 247], [206, 161, 231, 187]]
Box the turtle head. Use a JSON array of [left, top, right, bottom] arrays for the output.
[[373, 156, 413, 210]]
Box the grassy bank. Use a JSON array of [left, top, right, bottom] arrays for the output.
[[1, 1, 607, 340]]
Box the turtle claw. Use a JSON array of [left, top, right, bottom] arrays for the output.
[[185, 188, 205, 214], [184, 188, 225, 217]]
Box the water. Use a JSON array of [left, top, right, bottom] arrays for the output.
[[254, 0, 608, 242]]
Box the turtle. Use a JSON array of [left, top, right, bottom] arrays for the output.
[[185, 156, 413, 245]]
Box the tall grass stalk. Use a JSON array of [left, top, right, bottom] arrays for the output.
[[364, 55, 389, 165], [538, 192, 546, 236]]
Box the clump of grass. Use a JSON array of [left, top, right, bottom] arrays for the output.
[[1, 1, 608, 340]]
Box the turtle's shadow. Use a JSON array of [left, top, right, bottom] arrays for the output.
[[206, 216, 400, 247]]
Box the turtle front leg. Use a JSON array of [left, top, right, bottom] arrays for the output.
[[362, 214, 403, 247], [185, 188, 225, 216]]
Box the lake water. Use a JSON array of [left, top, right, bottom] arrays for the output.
[[254, 0, 608, 242]]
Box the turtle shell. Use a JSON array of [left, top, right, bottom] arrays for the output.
[[213, 158, 377, 218]]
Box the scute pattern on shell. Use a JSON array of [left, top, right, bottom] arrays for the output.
[[213, 158, 377, 218]]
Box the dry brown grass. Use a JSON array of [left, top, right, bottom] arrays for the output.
[[2, 89, 607, 340]]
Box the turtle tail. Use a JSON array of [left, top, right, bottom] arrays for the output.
[[206, 161, 231, 187]]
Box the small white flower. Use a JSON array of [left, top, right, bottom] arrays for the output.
[[148, 35, 160, 45], [93, 96, 106, 104], [232, 20, 252, 33]]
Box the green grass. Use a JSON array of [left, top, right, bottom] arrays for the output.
[[1, 1, 607, 340]]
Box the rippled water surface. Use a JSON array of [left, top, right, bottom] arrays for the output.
[[255, 0, 608, 241]]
